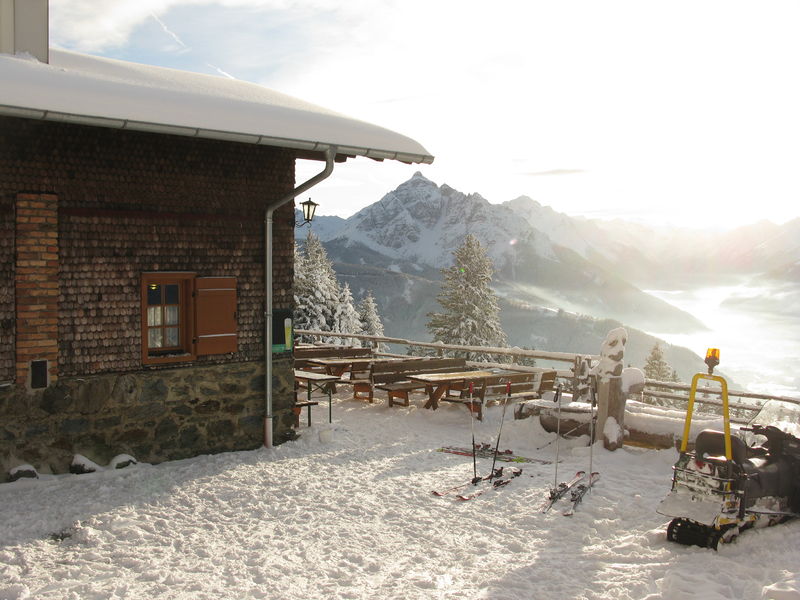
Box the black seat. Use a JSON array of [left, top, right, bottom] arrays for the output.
[[695, 429, 748, 464]]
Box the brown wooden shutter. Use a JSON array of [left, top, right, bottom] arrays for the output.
[[194, 277, 238, 355]]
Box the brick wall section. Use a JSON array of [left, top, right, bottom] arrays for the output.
[[0, 195, 13, 382], [15, 193, 59, 386], [0, 116, 296, 376]]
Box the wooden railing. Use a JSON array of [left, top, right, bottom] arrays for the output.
[[295, 329, 596, 364], [642, 378, 800, 419]]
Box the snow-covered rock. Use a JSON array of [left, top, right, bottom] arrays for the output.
[[109, 454, 137, 470], [70, 454, 103, 475], [8, 464, 38, 482]]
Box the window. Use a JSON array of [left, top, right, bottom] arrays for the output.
[[141, 273, 238, 365]]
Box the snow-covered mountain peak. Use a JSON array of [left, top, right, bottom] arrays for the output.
[[329, 175, 555, 268]]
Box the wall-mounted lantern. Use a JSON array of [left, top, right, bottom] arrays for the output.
[[297, 198, 318, 227]]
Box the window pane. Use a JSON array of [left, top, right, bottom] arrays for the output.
[[148, 328, 163, 348], [165, 284, 180, 305], [165, 327, 179, 347], [165, 305, 179, 325], [147, 284, 162, 305], [147, 306, 162, 326]]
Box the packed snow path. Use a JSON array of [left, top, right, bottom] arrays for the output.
[[2, 394, 799, 599]]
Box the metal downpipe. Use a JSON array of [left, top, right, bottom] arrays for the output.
[[264, 146, 336, 448]]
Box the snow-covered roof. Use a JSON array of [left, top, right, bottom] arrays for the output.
[[0, 49, 433, 165]]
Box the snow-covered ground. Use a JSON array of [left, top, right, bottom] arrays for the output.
[[2, 392, 799, 600]]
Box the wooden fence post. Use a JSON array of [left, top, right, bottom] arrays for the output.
[[572, 355, 592, 403], [592, 327, 628, 450]]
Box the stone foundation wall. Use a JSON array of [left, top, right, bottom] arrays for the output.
[[0, 357, 295, 478]]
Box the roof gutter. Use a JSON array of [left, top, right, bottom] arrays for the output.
[[264, 145, 337, 448], [0, 104, 434, 164]]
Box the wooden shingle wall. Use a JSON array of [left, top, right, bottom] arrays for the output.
[[0, 116, 296, 377]]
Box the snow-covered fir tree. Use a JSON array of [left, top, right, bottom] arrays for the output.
[[293, 231, 340, 343], [643, 342, 682, 407], [358, 290, 386, 351], [643, 342, 675, 381], [331, 282, 362, 345], [426, 234, 508, 361]]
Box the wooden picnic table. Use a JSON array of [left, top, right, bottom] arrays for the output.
[[407, 370, 498, 410], [293, 369, 339, 426], [304, 357, 374, 378]]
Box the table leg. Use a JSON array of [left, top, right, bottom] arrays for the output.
[[307, 383, 313, 426], [423, 384, 448, 410], [325, 366, 347, 393]]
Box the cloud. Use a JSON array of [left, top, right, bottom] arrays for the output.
[[50, 0, 174, 51], [48, 0, 800, 230], [524, 169, 587, 177]]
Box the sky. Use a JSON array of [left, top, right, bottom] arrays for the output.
[[48, 0, 800, 230]]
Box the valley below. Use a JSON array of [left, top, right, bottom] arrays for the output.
[[645, 277, 800, 397]]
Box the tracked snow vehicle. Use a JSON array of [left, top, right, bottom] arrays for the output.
[[658, 349, 800, 549]]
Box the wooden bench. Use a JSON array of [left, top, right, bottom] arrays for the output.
[[442, 369, 558, 420], [353, 358, 468, 405]]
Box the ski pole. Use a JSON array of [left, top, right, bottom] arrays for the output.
[[535, 421, 581, 451], [490, 381, 512, 480], [468, 381, 479, 483], [588, 378, 597, 490], [553, 384, 562, 491]]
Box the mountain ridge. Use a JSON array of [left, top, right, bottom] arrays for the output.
[[302, 173, 706, 334]]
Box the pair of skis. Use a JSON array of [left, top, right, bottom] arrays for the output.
[[433, 381, 521, 501], [542, 382, 600, 515], [563, 472, 600, 516], [436, 445, 551, 464], [432, 466, 523, 501], [540, 470, 600, 515]]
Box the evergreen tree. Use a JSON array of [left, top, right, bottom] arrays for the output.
[[643, 342, 683, 408], [332, 282, 362, 345], [426, 234, 507, 362], [643, 343, 671, 381], [293, 231, 340, 343], [358, 290, 386, 351]]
